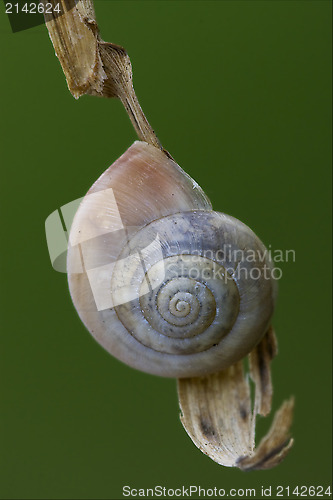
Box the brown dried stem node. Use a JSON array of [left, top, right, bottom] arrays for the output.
[[44, 0, 161, 148]]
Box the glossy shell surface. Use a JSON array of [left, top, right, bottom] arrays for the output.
[[67, 142, 277, 377]]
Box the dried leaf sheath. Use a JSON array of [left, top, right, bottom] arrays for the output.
[[178, 328, 294, 470], [44, 0, 161, 148]]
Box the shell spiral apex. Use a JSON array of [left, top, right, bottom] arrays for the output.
[[67, 141, 277, 378]]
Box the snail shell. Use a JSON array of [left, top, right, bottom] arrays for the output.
[[67, 141, 277, 378]]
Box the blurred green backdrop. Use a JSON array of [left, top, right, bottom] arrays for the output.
[[0, 1, 331, 499]]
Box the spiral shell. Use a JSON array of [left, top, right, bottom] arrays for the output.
[[67, 141, 277, 377]]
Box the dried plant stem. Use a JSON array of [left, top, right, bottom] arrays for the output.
[[178, 327, 294, 470], [120, 91, 161, 149], [44, 0, 161, 148], [97, 42, 162, 148]]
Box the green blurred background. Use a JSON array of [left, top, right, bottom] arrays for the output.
[[0, 1, 331, 499]]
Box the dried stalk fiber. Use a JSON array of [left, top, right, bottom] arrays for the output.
[[44, 0, 161, 148], [44, 0, 294, 469], [178, 328, 294, 470]]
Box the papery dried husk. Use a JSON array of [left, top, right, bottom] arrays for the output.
[[178, 327, 294, 470]]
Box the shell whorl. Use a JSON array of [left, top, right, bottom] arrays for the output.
[[67, 142, 277, 378]]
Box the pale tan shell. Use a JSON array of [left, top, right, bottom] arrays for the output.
[[67, 141, 277, 377]]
